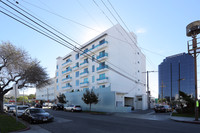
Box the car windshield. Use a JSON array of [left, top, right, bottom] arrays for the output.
[[18, 107, 29, 110], [30, 109, 45, 114]]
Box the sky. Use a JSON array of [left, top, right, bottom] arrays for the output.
[[0, 0, 200, 98]]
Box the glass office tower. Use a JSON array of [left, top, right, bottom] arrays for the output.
[[158, 53, 195, 101]]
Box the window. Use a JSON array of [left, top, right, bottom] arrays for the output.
[[99, 39, 105, 45], [100, 62, 105, 67], [56, 79, 58, 83], [84, 58, 88, 63], [84, 68, 88, 73], [76, 80, 79, 86], [84, 48, 88, 53], [92, 55, 95, 62], [76, 53, 79, 60], [99, 85, 105, 88], [56, 65, 59, 69], [57, 85, 59, 90], [99, 73, 105, 79], [56, 72, 59, 77], [84, 78, 88, 83], [66, 75, 69, 78], [76, 62, 79, 67], [99, 50, 105, 56], [92, 45, 95, 49], [92, 76, 95, 83], [92, 65, 95, 72], [76, 71, 79, 77]]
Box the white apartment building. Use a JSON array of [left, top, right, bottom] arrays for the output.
[[36, 78, 56, 102], [55, 24, 147, 111]]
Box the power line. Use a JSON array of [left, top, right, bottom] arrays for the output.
[[17, 0, 166, 59], [0, 0, 145, 86]]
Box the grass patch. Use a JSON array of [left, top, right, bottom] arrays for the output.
[[0, 113, 27, 133], [172, 112, 200, 118]]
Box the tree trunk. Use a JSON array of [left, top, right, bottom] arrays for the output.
[[90, 103, 91, 111], [0, 94, 4, 113]]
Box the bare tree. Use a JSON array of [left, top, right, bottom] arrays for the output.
[[0, 42, 49, 113]]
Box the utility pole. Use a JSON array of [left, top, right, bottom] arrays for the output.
[[186, 20, 200, 121], [143, 71, 157, 109], [160, 81, 166, 104]]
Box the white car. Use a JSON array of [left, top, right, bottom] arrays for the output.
[[64, 105, 82, 112], [13, 105, 29, 117]]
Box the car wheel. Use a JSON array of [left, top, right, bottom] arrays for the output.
[[71, 109, 74, 112], [29, 119, 33, 124]]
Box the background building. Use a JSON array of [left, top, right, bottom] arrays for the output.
[[158, 53, 195, 101], [36, 78, 56, 102], [55, 24, 147, 112]]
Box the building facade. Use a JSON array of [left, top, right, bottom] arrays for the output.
[[55, 24, 147, 111], [158, 53, 195, 101], [36, 78, 56, 102]]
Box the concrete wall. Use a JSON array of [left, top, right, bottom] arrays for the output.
[[64, 87, 131, 112]]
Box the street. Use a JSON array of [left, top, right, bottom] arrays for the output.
[[21, 109, 200, 133]]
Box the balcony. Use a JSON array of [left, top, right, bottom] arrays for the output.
[[97, 77, 109, 84], [62, 60, 72, 67], [73, 65, 79, 71], [62, 68, 72, 75], [62, 84, 72, 90], [80, 71, 89, 78], [96, 65, 109, 73], [92, 41, 108, 53], [80, 81, 89, 88], [80, 61, 89, 68], [96, 53, 108, 61], [62, 77, 72, 83]]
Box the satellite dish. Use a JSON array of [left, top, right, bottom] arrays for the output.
[[186, 20, 200, 37]]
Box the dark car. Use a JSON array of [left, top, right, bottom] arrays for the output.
[[51, 104, 64, 110], [154, 105, 171, 113], [21, 108, 54, 124], [35, 103, 42, 108]]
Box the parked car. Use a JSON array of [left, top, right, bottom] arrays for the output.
[[64, 105, 82, 112], [51, 104, 64, 110], [13, 105, 29, 117], [5, 105, 16, 113], [154, 105, 172, 113], [35, 103, 42, 108], [21, 108, 54, 124]]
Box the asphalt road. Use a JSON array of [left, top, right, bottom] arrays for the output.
[[29, 109, 200, 133]]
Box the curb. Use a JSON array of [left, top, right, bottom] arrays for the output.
[[170, 116, 200, 124], [9, 114, 31, 132]]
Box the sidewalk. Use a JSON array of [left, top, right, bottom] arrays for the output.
[[170, 116, 200, 124]]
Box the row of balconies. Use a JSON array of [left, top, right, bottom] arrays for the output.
[[62, 65, 109, 76], [61, 77, 109, 89], [80, 40, 108, 58], [61, 53, 108, 74]]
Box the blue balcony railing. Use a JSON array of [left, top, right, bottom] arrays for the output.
[[97, 53, 108, 60], [80, 41, 108, 56], [80, 60, 88, 66], [97, 77, 108, 81], [80, 81, 89, 85], [62, 59, 72, 66], [62, 84, 72, 89], [73, 65, 79, 69], [80, 71, 89, 75], [62, 68, 72, 74], [96, 65, 108, 71], [62, 77, 72, 81]]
